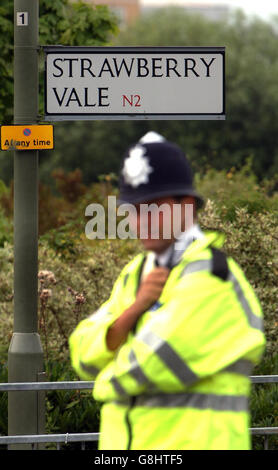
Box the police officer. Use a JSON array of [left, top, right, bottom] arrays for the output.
[[69, 132, 265, 450]]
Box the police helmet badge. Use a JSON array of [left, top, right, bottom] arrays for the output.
[[122, 144, 153, 188]]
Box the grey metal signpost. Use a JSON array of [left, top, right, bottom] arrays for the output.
[[8, 0, 45, 449]]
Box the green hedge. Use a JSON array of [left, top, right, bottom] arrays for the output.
[[1, 166, 278, 449]]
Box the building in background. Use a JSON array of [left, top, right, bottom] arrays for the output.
[[85, 1, 230, 28], [142, 2, 230, 21], [87, 0, 140, 26]]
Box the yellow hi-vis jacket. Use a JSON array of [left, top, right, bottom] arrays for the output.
[[69, 231, 265, 450]]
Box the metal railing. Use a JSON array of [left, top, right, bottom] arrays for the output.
[[0, 375, 278, 450], [0, 380, 94, 391], [0, 380, 96, 450], [249, 375, 278, 450], [0, 432, 99, 450]]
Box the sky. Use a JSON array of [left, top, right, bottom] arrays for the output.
[[140, 0, 278, 21]]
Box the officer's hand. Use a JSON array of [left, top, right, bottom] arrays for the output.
[[106, 267, 170, 351], [135, 267, 170, 312]]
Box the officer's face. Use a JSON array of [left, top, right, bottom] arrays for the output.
[[133, 196, 195, 253]]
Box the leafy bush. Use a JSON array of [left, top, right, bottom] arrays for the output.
[[1, 167, 278, 449], [0, 210, 13, 247], [196, 158, 278, 222]]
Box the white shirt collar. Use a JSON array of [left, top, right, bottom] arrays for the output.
[[155, 224, 204, 268]]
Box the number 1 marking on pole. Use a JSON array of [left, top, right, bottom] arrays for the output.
[[17, 12, 28, 26]]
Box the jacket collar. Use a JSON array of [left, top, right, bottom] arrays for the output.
[[181, 230, 226, 262], [155, 224, 205, 268], [154, 226, 225, 269]]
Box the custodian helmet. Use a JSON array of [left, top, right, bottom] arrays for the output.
[[118, 132, 204, 209]]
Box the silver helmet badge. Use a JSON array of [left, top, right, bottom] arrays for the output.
[[122, 144, 153, 188]]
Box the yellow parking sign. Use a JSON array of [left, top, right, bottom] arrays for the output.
[[0, 125, 54, 150]]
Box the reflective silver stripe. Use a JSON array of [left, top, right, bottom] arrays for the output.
[[136, 392, 248, 412], [224, 359, 254, 376], [179, 259, 211, 277], [127, 350, 158, 393], [88, 308, 112, 322], [110, 377, 128, 397], [128, 350, 151, 385], [227, 272, 264, 332], [114, 392, 248, 412], [127, 353, 253, 389], [123, 273, 129, 286], [80, 361, 99, 377], [180, 258, 263, 333], [139, 331, 198, 386]]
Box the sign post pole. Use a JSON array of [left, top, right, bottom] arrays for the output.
[[8, 0, 45, 449]]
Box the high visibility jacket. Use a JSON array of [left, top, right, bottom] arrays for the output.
[[69, 231, 265, 450]]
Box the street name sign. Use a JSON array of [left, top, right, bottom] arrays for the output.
[[1, 125, 54, 150], [44, 46, 225, 121]]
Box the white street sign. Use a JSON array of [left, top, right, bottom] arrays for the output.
[[44, 46, 225, 120]]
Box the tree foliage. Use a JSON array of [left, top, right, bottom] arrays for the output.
[[39, 0, 118, 47], [113, 8, 278, 180], [0, 0, 118, 183], [0, 0, 118, 126], [0, 0, 14, 127], [2, 7, 278, 185], [32, 7, 278, 186]]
